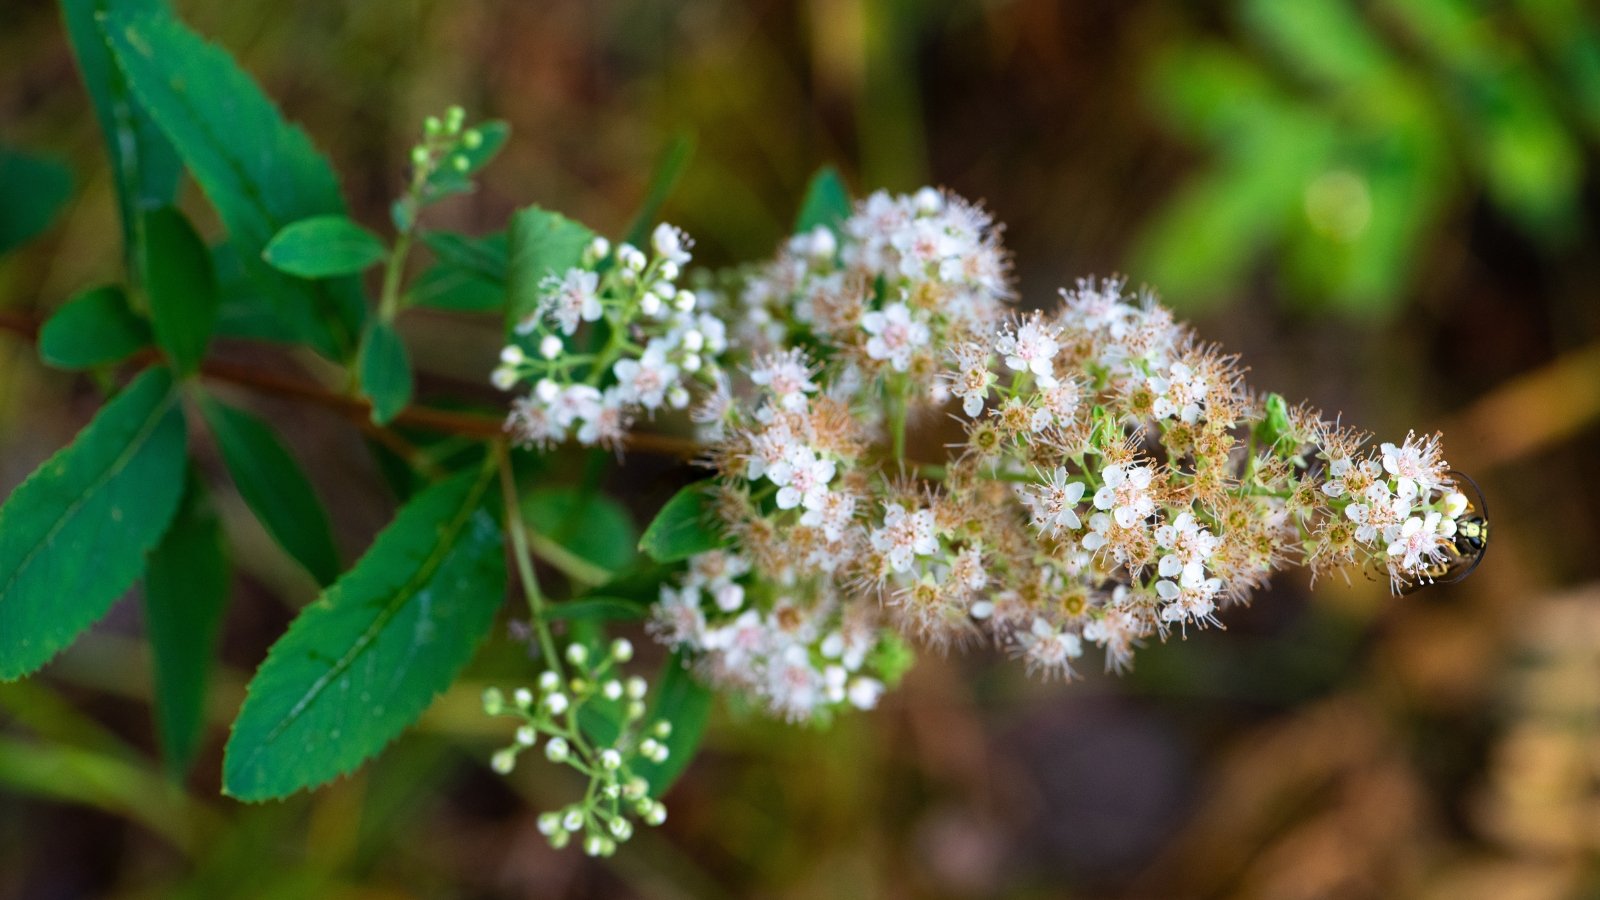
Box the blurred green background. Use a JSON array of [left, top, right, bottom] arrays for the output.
[[4, 0, 1600, 897]]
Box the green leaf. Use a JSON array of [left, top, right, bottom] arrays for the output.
[[638, 481, 724, 563], [505, 206, 594, 329], [409, 230, 507, 313], [200, 397, 341, 586], [103, 10, 365, 359], [38, 285, 152, 370], [635, 652, 711, 797], [0, 367, 187, 680], [545, 596, 646, 623], [143, 467, 230, 777], [0, 148, 74, 255], [60, 0, 181, 278], [523, 487, 637, 574], [1252, 392, 1293, 450], [142, 206, 218, 375], [223, 466, 506, 801], [794, 165, 852, 237], [422, 120, 509, 200], [622, 132, 695, 249], [263, 215, 387, 279], [360, 321, 412, 425]]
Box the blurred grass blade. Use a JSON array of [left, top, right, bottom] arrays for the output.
[[223, 465, 506, 801], [103, 9, 365, 359], [523, 486, 637, 575], [38, 285, 152, 370], [0, 367, 187, 680], [359, 320, 413, 425], [144, 467, 230, 777], [623, 132, 695, 249], [143, 206, 219, 376], [200, 396, 341, 586], [59, 0, 180, 279], [545, 596, 646, 622], [0, 147, 74, 255], [505, 206, 594, 330]]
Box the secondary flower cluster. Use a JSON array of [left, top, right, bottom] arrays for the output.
[[484, 639, 671, 856], [635, 188, 1479, 715], [494, 223, 729, 450]]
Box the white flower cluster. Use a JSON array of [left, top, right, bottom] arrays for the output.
[[650, 191, 1481, 694], [737, 188, 1010, 387], [650, 549, 895, 722], [495, 223, 729, 450]]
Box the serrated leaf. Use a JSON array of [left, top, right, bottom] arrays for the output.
[[545, 596, 646, 622], [0, 367, 187, 680], [38, 285, 152, 370], [622, 132, 695, 249], [794, 165, 852, 238], [360, 321, 412, 425], [410, 230, 507, 313], [144, 467, 230, 776], [223, 466, 506, 801], [0, 148, 74, 255], [638, 481, 724, 563], [264, 215, 387, 279], [200, 397, 340, 586], [60, 0, 180, 278], [103, 10, 365, 359], [505, 206, 595, 330], [142, 206, 218, 375], [635, 651, 711, 797], [523, 487, 637, 574]]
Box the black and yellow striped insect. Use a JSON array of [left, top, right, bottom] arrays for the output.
[[1399, 470, 1489, 594]]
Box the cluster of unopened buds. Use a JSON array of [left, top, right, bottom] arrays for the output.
[[493, 223, 729, 450], [483, 639, 671, 855]]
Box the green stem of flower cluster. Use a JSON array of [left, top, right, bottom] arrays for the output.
[[496, 441, 566, 681]]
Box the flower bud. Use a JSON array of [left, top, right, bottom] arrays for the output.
[[461, 128, 483, 149], [562, 808, 584, 832], [602, 679, 623, 701], [653, 719, 672, 739], [644, 802, 668, 826], [583, 835, 605, 857], [610, 638, 634, 662], [639, 293, 663, 317], [587, 236, 611, 261], [516, 725, 537, 747], [490, 366, 517, 391], [543, 692, 569, 716], [491, 748, 516, 774], [609, 818, 633, 841], [673, 289, 697, 312], [544, 736, 570, 763], [500, 344, 526, 366], [682, 329, 705, 352], [423, 116, 441, 136], [535, 378, 560, 402], [537, 670, 561, 692], [537, 812, 562, 836], [410, 145, 429, 166], [681, 353, 702, 374], [481, 687, 505, 715], [539, 335, 563, 360], [626, 676, 648, 699], [639, 738, 662, 758], [914, 186, 942, 214], [565, 643, 589, 667], [548, 830, 570, 849], [667, 385, 690, 410], [599, 749, 622, 771], [513, 688, 534, 709], [659, 260, 679, 281], [445, 105, 465, 132]]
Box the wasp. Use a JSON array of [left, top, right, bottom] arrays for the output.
[[1399, 470, 1489, 594]]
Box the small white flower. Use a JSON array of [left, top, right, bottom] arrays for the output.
[[543, 268, 602, 335], [870, 502, 939, 573], [1022, 466, 1086, 536], [749, 348, 819, 412], [612, 343, 679, 410], [861, 302, 929, 372], [1093, 463, 1156, 529], [997, 315, 1059, 378], [766, 445, 837, 511], [651, 223, 692, 266]]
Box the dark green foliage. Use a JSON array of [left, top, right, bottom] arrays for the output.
[[223, 467, 506, 800], [38, 286, 152, 369], [0, 368, 187, 680]]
